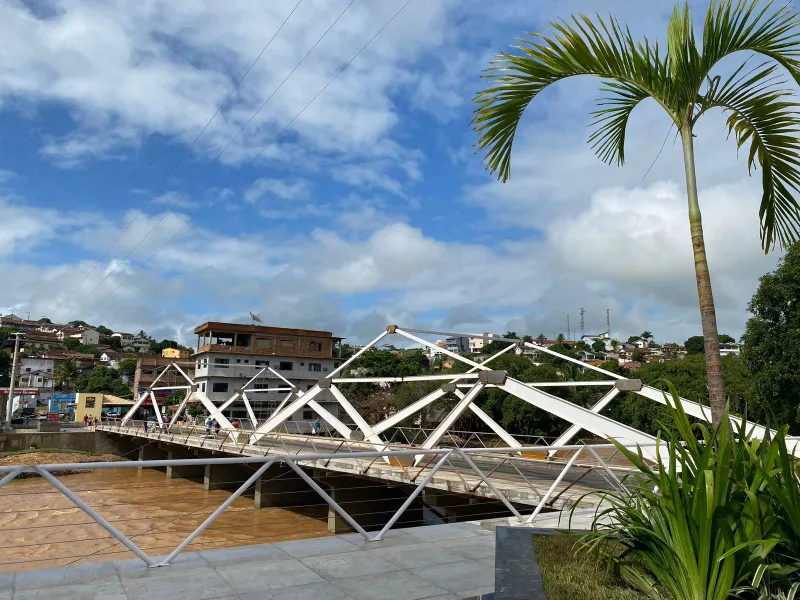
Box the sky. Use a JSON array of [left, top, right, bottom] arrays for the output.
[[0, 0, 786, 347]]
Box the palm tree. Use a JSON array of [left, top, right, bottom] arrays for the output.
[[640, 331, 654, 346], [54, 359, 80, 392], [472, 1, 800, 425], [611, 339, 621, 352]]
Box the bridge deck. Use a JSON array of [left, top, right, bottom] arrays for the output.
[[98, 424, 634, 511]]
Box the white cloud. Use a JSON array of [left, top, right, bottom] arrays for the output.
[[244, 178, 310, 204]]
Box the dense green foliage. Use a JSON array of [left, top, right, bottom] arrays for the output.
[[582, 389, 800, 600], [742, 243, 800, 432], [54, 359, 80, 391], [0, 352, 10, 387], [75, 366, 132, 398], [117, 358, 138, 379]]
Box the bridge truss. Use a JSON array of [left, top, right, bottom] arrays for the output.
[[121, 325, 791, 463]]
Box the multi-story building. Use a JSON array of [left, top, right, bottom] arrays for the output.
[[133, 356, 195, 396], [112, 332, 135, 349], [18, 357, 56, 390], [468, 333, 496, 354], [192, 322, 345, 424], [719, 342, 742, 357], [69, 328, 100, 346], [444, 336, 470, 354]]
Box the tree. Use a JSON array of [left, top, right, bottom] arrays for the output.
[[640, 331, 653, 344], [69, 320, 88, 328], [472, 2, 800, 426], [742, 243, 800, 430], [718, 333, 736, 344], [161, 389, 186, 407], [54, 359, 80, 392], [556, 333, 565, 343], [627, 336, 642, 344], [0, 327, 20, 349], [610, 339, 621, 352], [631, 349, 647, 363], [118, 358, 138, 380], [79, 366, 131, 398], [38, 317, 51, 323], [63, 337, 81, 351], [685, 335, 705, 355], [96, 325, 113, 336], [591, 340, 607, 354]]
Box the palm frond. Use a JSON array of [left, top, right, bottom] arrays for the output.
[[472, 13, 672, 181], [697, 62, 800, 250], [702, 0, 800, 87], [588, 82, 651, 165]]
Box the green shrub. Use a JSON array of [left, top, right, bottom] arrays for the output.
[[578, 382, 799, 600]]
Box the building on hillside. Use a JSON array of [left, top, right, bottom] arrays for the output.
[[99, 350, 137, 365], [69, 328, 100, 346], [468, 333, 496, 354], [719, 342, 742, 357], [620, 361, 642, 371], [162, 347, 190, 359], [424, 341, 447, 360], [444, 336, 470, 354], [580, 332, 612, 350], [193, 322, 344, 424], [132, 334, 150, 353], [112, 332, 135, 350], [576, 349, 596, 362], [21, 331, 62, 349], [18, 357, 56, 390], [0, 314, 43, 331]]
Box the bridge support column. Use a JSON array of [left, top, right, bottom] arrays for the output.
[[254, 464, 318, 509], [319, 474, 422, 534], [137, 443, 168, 472], [166, 449, 204, 480], [204, 463, 248, 491]]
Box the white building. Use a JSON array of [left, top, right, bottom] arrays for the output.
[[193, 322, 344, 425], [18, 357, 56, 390], [581, 332, 613, 351], [468, 333, 496, 354], [132, 334, 151, 353], [70, 328, 100, 346], [719, 342, 742, 357]]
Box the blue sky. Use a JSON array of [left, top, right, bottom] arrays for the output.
[[0, 0, 785, 346]]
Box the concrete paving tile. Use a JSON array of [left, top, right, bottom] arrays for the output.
[[478, 556, 496, 567], [13, 578, 128, 600], [277, 536, 361, 558], [336, 570, 450, 600], [115, 551, 210, 579], [411, 560, 496, 593], [199, 541, 291, 567], [435, 536, 496, 560], [216, 557, 323, 595], [256, 580, 354, 600], [369, 542, 465, 569], [0, 591, 9, 600], [0, 573, 13, 592], [406, 524, 489, 543], [121, 568, 235, 600], [14, 562, 119, 589], [457, 586, 495, 598], [302, 551, 401, 580], [339, 529, 425, 549]]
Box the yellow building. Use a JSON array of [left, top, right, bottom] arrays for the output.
[[161, 347, 190, 359], [73, 393, 135, 423]]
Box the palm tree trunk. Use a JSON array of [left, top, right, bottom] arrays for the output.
[[680, 123, 726, 426]]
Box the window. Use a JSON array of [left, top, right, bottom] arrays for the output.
[[214, 358, 230, 368], [309, 342, 323, 352], [279, 361, 293, 371], [236, 359, 241, 364], [333, 362, 340, 368], [212, 382, 229, 393], [280, 339, 295, 350], [302, 410, 313, 420], [255, 337, 272, 349], [244, 359, 249, 364], [235, 334, 250, 348], [307, 383, 314, 391], [300, 362, 304, 366], [201, 383, 206, 393], [25, 368, 31, 372], [85, 397, 96, 408], [255, 360, 269, 366], [253, 383, 269, 390], [308, 363, 321, 372]]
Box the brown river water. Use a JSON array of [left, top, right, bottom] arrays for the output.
[[0, 468, 330, 573]]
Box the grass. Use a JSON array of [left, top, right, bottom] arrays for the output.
[[0, 447, 99, 458], [533, 535, 647, 600]]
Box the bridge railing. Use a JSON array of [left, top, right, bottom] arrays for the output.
[[0, 442, 655, 573]]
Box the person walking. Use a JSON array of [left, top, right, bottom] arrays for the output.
[[83, 414, 89, 428], [205, 416, 212, 436], [313, 418, 321, 436], [213, 420, 221, 438]]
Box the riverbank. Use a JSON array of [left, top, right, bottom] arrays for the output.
[[0, 448, 124, 477]]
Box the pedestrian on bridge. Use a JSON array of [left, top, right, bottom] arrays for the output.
[[205, 417, 212, 436], [213, 420, 221, 438]]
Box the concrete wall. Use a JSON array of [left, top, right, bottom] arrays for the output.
[[0, 431, 136, 456]]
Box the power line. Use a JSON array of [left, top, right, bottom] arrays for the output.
[[90, 0, 413, 309], [77, 0, 358, 304], [60, 0, 305, 306]]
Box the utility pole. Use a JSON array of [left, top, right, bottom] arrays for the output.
[[4, 332, 23, 430]]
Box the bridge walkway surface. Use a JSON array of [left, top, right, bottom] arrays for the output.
[[98, 422, 634, 511], [0, 511, 595, 600]]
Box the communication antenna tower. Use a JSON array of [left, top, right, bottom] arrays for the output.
[[580, 307, 585, 337], [567, 315, 571, 341], [606, 308, 611, 337]]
